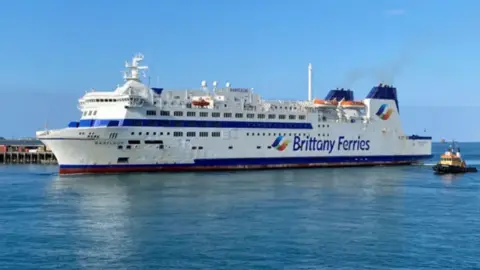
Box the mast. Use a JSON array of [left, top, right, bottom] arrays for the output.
[[123, 53, 148, 82], [308, 63, 312, 101]]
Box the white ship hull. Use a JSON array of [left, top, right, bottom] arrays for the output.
[[36, 54, 433, 174], [38, 124, 432, 174]]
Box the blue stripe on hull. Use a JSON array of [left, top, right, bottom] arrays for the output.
[[58, 154, 433, 174]]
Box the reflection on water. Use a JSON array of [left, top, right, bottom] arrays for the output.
[[43, 167, 421, 269]]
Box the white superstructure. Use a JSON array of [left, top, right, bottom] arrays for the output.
[[36, 53, 432, 174]]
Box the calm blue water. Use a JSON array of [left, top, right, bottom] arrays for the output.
[[2, 142, 480, 269]]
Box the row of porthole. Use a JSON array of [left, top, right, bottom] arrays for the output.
[[247, 132, 331, 137]]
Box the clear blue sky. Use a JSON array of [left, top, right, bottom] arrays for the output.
[[1, 0, 479, 141]]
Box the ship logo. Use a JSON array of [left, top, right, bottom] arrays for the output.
[[271, 136, 289, 151], [376, 104, 393, 120]]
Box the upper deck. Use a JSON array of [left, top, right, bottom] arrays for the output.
[[66, 54, 416, 138]]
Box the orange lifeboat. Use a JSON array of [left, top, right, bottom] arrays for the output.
[[340, 100, 365, 108], [192, 98, 210, 107], [313, 98, 338, 108]]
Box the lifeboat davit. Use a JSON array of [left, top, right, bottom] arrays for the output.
[[313, 98, 338, 108], [192, 98, 210, 107], [340, 100, 365, 108]]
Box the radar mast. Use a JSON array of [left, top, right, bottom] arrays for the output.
[[123, 53, 148, 81]]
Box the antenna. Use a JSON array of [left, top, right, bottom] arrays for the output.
[[124, 53, 148, 81], [308, 63, 312, 101]]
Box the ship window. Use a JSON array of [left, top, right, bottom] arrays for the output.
[[299, 115, 306, 120], [145, 140, 163, 144], [174, 111, 183, 116], [247, 113, 254, 118], [258, 114, 265, 119], [268, 114, 275, 119], [235, 113, 243, 118], [117, 157, 129, 163], [212, 112, 220, 117], [187, 111, 196, 117], [173, 131, 183, 137], [128, 140, 141, 144], [186, 132, 195, 137], [257, 146, 261, 149], [279, 115, 286, 119], [153, 132, 157, 135], [224, 112, 232, 118], [93, 111, 97, 116], [212, 132, 221, 137], [228, 146, 233, 149], [200, 112, 208, 117], [192, 146, 197, 150], [88, 111, 92, 116], [186, 103, 191, 108], [160, 110, 170, 116], [117, 145, 123, 149], [289, 115, 296, 120], [199, 132, 208, 137], [199, 146, 203, 150], [126, 145, 131, 149], [146, 110, 156, 116]]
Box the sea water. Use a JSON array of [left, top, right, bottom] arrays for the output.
[[1, 142, 480, 269]]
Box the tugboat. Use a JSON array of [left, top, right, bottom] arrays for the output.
[[433, 142, 477, 174]]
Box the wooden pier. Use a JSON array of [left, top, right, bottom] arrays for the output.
[[0, 139, 58, 165], [0, 152, 57, 164]]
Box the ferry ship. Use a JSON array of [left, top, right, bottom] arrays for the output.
[[36, 53, 433, 174]]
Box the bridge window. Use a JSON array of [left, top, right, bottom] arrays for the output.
[[160, 110, 170, 116], [247, 113, 254, 118], [299, 115, 306, 120], [200, 112, 208, 117], [289, 115, 296, 120], [199, 132, 208, 137], [212, 132, 221, 137], [224, 112, 232, 118], [279, 115, 286, 119], [212, 112, 220, 117], [186, 132, 196, 137], [174, 111, 183, 116], [258, 114, 265, 119], [235, 113, 243, 118], [268, 114, 275, 119], [187, 111, 196, 117], [173, 131, 183, 137], [146, 110, 156, 116]]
